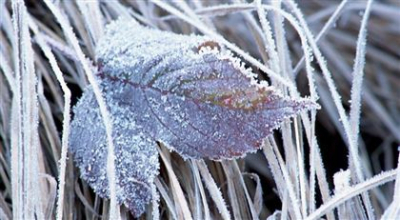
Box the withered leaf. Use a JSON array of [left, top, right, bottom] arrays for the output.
[[69, 18, 319, 217]]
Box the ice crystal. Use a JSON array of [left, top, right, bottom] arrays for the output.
[[69, 18, 319, 217]]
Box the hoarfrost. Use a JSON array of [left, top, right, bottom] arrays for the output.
[[70, 87, 158, 217], [70, 18, 319, 217]]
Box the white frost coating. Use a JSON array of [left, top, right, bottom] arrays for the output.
[[334, 169, 351, 194], [306, 169, 397, 220], [255, 0, 281, 77], [11, 1, 44, 219], [70, 87, 159, 216], [43, 1, 120, 218], [347, 1, 375, 217], [381, 153, 400, 219], [70, 18, 319, 217], [286, 0, 375, 218], [33, 29, 72, 220], [150, 0, 296, 91]]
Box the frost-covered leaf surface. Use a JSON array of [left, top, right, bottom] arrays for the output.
[[69, 18, 319, 217], [69, 87, 159, 217]]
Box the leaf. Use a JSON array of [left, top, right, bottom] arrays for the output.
[[69, 18, 319, 217], [69, 87, 159, 216]]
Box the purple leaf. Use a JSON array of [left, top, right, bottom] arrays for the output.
[[69, 18, 319, 217], [69, 88, 159, 217]]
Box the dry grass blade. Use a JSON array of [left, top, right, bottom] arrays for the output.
[[306, 169, 397, 220], [381, 151, 400, 219], [10, 1, 44, 219], [158, 145, 193, 220], [43, 0, 120, 218]]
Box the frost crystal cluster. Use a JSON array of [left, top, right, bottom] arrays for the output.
[[69, 18, 319, 217]]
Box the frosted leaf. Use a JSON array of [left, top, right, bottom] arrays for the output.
[[69, 87, 159, 217], [70, 18, 319, 217]]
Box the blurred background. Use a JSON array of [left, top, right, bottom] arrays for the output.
[[1, 1, 399, 219]]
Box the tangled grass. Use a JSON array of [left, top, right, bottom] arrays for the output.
[[0, 0, 399, 219]]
